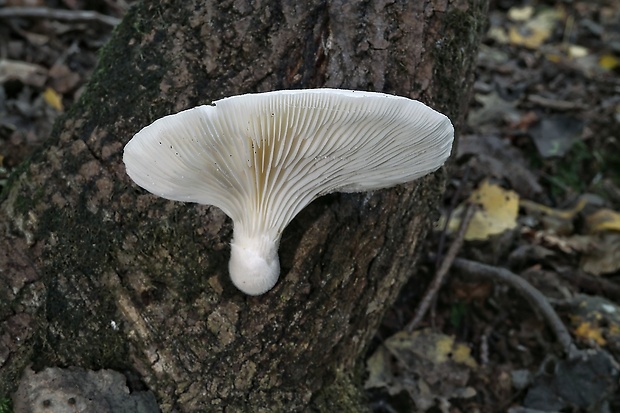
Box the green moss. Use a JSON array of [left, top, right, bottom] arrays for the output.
[[20, 0, 215, 369], [0, 397, 11, 413], [432, 3, 488, 118], [309, 368, 369, 413], [31, 203, 129, 370], [67, 4, 174, 141]]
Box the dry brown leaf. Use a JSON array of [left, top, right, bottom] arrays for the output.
[[580, 233, 620, 276], [0, 59, 47, 87], [508, 8, 563, 49], [365, 329, 477, 411], [49, 64, 82, 94], [521, 228, 592, 254]]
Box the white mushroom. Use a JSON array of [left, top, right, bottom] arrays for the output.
[[123, 89, 454, 295]]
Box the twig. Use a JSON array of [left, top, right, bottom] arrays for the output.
[[450, 257, 579, 358], [406, 202, 476, 332], [0, 7, 121, 27], [560, 269, 620, 302], [527, 94, 585, 111], [435, 164, 471, 267]]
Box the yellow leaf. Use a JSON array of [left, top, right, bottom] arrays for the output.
[[364, 346, 392, 390], [509, 26, 549, 49], [519, 197, 587, 235], [451, 342, 478, 368], [574, 321, 607, 346], [599, 54, 620, 70], [545, 53, 563, 63], [487, 27, 509, 44], [520, 197, 587, 221], [43, 87, 63, 111], [508, 8, 562, 49], [507, 5, 534, 22], [385, 329, 478, 369], [586, 209, 620, 233], [458, 181, 519, 241]]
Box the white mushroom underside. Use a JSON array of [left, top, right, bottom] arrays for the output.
[[124, 89, 454, 295]]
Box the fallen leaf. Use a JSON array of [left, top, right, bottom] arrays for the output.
[[521, 228, 592, 254], [520, 197, 587, 235], [508, 8, 563, 49], [574, 321, 607, 346], [384, 331, 477, 369], [507, 5, 534, 22], [468, 92, 520, 127], [446, 181, 519, 241], [586, 208, 620, 233], [0, 59, 47, 87], [599, 54, 619, 70], [519, 199, 586, 221], [580, 233, 620, 276], [529, 115, 584, 158], [365, 344, 393, 391], [487, 27, 509, 44], [457, 134, 543, 198], [49, 64, 82, 94], [43, 87, 64, 111], [569, 295, 620, 354], [365, 329, 477, 411]]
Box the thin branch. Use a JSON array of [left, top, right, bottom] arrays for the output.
[[561, 269, 620, 302], [0, 7, 121, 27], [450, 257, 579, 358], [406, 202, 476, 332], [435, 164, 471, 267], [527, 94, 585, 111]]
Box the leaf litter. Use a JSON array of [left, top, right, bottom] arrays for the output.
[[1, 1, 620, 412], [371, 0, 620, 412]]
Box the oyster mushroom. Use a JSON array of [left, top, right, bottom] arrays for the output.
[[123, 89, 454, 295]]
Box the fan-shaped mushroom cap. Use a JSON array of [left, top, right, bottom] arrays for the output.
[[123, 89, 454, 295]]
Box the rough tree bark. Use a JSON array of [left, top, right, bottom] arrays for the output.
[[0, 0, 487, 411]]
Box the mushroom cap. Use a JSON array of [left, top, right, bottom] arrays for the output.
[[123, 89, 454, 295]]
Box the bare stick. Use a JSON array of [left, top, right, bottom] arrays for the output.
[[0, 7, 121, 27], [406, 202, 476, 332], [435, 164, 471, 267], [451, 257, 578, 358]]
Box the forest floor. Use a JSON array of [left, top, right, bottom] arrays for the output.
[[1, 1, 619, 412]]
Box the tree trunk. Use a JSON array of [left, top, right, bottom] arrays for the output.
[[0, 0, 487, 411]]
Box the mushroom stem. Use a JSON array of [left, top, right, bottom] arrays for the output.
[[229, 230, 280, 296]]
